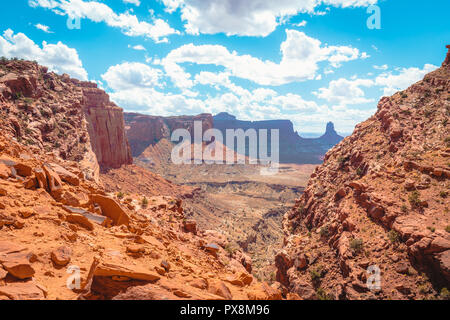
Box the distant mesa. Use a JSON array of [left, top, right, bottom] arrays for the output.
[[124, 112, 343, 165], [214, 112, 236, 121]]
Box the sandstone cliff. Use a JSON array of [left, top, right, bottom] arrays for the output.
[[0, 59, 132, 179], [276, 46, 450, 300], [124, 113, 213, 157]]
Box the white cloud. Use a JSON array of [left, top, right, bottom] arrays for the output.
[[123, 0, 140, 6], [35, 23, 53, 33], [100, 59, 373, 132], [373, 64, 388, 70], [161, 30, 365, 88], [129, 44, 146, 51], [314, 77, 374, 106], [293, 20, 307, 27], [29, 0, 179, 43], [375, 64, 438, 96], [161, 0, 377, 36], [0, 29, 88, 80], [101, 62, 162, 91]]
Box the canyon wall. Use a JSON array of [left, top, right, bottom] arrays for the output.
[[124, 113, 213, 157], [0, 59, 132, 179], [276, 46, 450, 300], [124, 111, 343, 164]]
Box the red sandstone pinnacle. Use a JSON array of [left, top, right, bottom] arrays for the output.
[[443, 45, 450, 67], [83, 88, 133, 170]]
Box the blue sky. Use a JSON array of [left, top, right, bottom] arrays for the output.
[[0, 0, 449, 133]]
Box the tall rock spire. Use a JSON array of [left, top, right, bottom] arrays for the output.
[[442, 45, 450, 67]]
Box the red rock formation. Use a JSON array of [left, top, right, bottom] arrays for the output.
[[442, 45, 450, 67], [83, 87, 132, 170], [0, 59, 132, 176], [277, 46, 450, 300], [124, 113, 213, 157], [0, 133, 276, 300]]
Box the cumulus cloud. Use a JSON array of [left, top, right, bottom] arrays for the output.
[[129, 44, 146, 51], [314, 78, 374, 106], [0, 29, 88, 80], [123, 0, 140, 6], [293, 20, 307, 27], [373, 64, 388, 70], [375, 64, 438, 96], [29, 0, 179, 43], [101, 62, 162, 91], [160, 30, 365, 88], [100, 59, 372, 132], [35, 23, 53, 33], [161, 0, 377, 36]]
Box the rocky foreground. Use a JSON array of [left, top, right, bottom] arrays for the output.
[[276, 46, 450, 300], [0, 59, 288, 300]]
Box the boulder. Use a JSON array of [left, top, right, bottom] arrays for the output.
[[0, 163, 11, 179], [183, 220, 197, 235], [66, 213, 94, 231], [208, 280, 232, 300], [90, 194, 130, 226], [275, 250, 293, 286], [43, 164, 63, 198], [93, 259, 160, 282], [51, 246, 72, 266], [204, 243, 220, 257], [2, 258, 35, 279], [14, 163, 33, 177], [0, 282, 45, 300], [47, 163, 80, 186]]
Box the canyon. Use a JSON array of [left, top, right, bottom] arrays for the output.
[[0, 44, 448, 300]]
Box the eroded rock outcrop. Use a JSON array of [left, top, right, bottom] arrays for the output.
[[0, 59, 132, 178], [124, 113, 213, 157], [277, 46, 450, 300]]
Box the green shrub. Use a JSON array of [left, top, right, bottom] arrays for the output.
[[408, 190, 421, 207], [440, 191, 448, 198], [141, 196, 148, 208], [446, 225, 450, 233], [116, 191, 124, 199], [440, 288, 450, 300], [310, 267, 323, 282], [319, 226, 329, 238], [316, 288, 333, 300], [356, 167, 364, 176], [388, 230, 400, 243], [445, 137, 450, 147], [350, 238, 364, 253]]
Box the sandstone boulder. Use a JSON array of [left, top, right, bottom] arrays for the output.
[[51, 246, 72, 267], [90, 194, 130, 226], [0, 282, 45, 300]]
